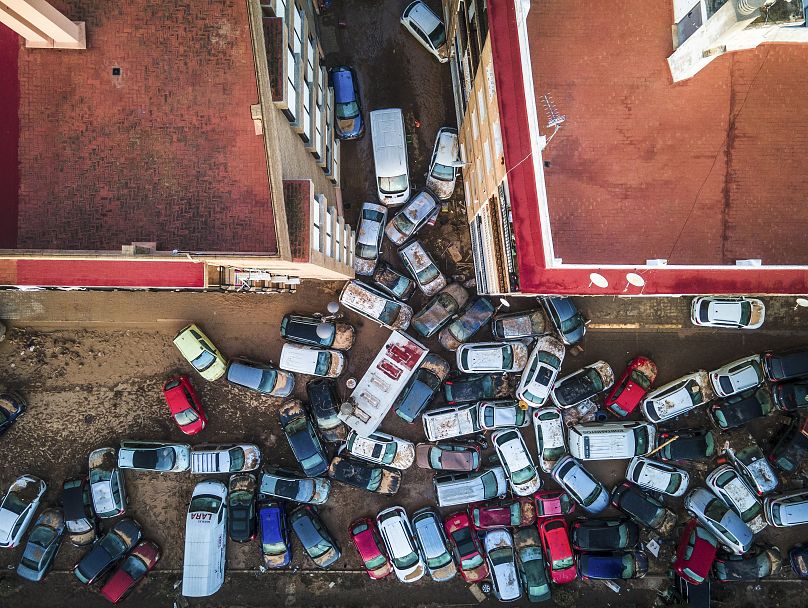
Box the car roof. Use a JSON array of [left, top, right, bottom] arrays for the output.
[[331, 68, 355, 102], [227, 361, 264, 388], [408, 1, 440, 31], [434, 129, 459, 165]]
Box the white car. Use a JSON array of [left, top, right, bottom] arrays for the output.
[[376, 506, 426, 583], [426, 127, 460, 199], [551, 455, 609, 514], [354, 202, 387, 276], [684, 487, 754, 555], [0, 475, 46, 548], [705, 464, 767, 534], [191, 444, 261, 473], [484, 529, 522, 602], [626, 456, 689, 497], [492, 429, 541, 496], [345, 430, 415, 470], [88, 447, 127, 519], [384, 190, 441, 246], [764, 490, 808, 528], [568, 421, 656, 461], [118, 441, 191, 472], [400, 1, 449, 63], [516, 336, 565, 408], [279, 343, 346, 378], [641, 371, 713, 423], [532, 407, 567, 473], [479, 400, 530, 430], [709, 355, 764, 398], [691, 296, 765, 330], [398, 240, 447, 297], [456, 341, 529, 374]]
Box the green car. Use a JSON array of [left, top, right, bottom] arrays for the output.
[[514, 528, 551, 603]]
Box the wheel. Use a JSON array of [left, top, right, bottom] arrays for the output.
[[479, 582, 493, 595]]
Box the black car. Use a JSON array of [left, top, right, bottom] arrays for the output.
[[610, 482, 676, 535], [772, 379, 808, 412], [0, 390, 27, 437], [394, 354, 450, 423], [372, 262, 416, 301], [768, 416, 808, 473], [552, 363, 613, 408], [280, 314, 355, 350], [571, 519, 639, 551], [288, 505, 341, 568], [658, 430, 717, 462], [707, 387, 773, 431], [712, 547, 782, 581], [306, 379, 348, 443], [73, 518, 142, 585], [279, 399, 328, 477], [443, 373, 512, 404], [228, 473, 257, 543], [790, 543, 808, 577], [61, 477, 97, 547], [540, 296, 586, 346], [327, 456, 401, 496], [763, 347, 808, 382]]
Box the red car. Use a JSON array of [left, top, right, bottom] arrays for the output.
[[163, 375, 207, 434], [444, 511, 489, 583], [538, 517, 576, 584], [99, 540, 160, 603], [348, 517, 393, 580], [673, 519, 718, 585], [534, 490, 575, 519], [604, 357, 658, 418], [469, 497, 536, 529]]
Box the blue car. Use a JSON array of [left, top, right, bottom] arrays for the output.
[[259, 501, 291, 568], [577, 551, 648, 580], [330, 66, 364, 140], [540, 296, 587, 346]]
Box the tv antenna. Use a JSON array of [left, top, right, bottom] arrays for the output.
[[541, 94, 566, 146]]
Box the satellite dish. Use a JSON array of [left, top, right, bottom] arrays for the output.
[[589, 272, 609, 288], [796, 298, 808, 308], [327, 301, 340, 315], [626, 273, 645, 287], [498, 298, 511, 308], [316, 322, 332, 340]]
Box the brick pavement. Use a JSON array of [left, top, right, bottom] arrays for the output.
[[14, 0, 277, 254], [531, 0, 808, 266]]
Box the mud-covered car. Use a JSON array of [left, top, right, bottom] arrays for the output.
[[411, 283, 469, 338], [611, 481, 676, 536], [289, 505, 341, 569], [551, 456, 609, 514], [538, 517, 576, 584], [514, 527, 551, 603], [377, 506, 425, 583], [422, 402, 482, 442], [605, 357, 658, 418], [73, 518, 142, 585], [279, 343, 346, 378], [625, 456, 690, 497], [684, 487, 754, 555], [412, 508, 457, 582], [398, 240, 447, 297], [279, 400, 328, 477], [551, 361, 614, 409], [480, 400, 529, 430], [492, 308, 546, 340], [571, 519, 639, 551], [691, 296, 765, 330], [339, 280, 413, 330], [425, 127, 460, 199], [723, 443, 779, 496], [354, 202, 387, 276], [228, 473, 257, 543], [674, 519, 719, 585], [346, 430, 415, 470], [173, 323, 228, 381], [768, 416, 808, 474], [444, 372, 511, 405], [709, 355, 764, 398], [191, 443, 261, 474], [280, 314, 355, 350], [258, 500, 291, 569], [401, 1, 449, 63], [0, 389, 26, 437], [532, 407, 568, 473], [658, 429, 717, 463], [226, 358, 295, 397], [438, 298, 496, 351], [372, 262, 416, 301], [349, 516, 392, 580], [457, 342, 529, 374], [516, 336, 565, 408], [393, 354, 450, 423], [117, 441, 191, 473], [88, 448, 126, 519], [61, 477, 97, 547], [705, 464, 767, 534], [707, 386, 774, 431], [469, 497, 536, 529], [384, 190, 440, 245], [162, 375, 207, 435], [577, 551, 648, 581], [444, 511, 489, 583], [484, 528, 522, 601], [306, 379, 348, 443], [712, 546, 782, 582], [540, 296, 586, 346], [492, 428, 541, 496], [16, 508, 64, 582], [641, 371, 714, 424], [789, 543, 808, 577], [327, 456, 401, 496], [259, 465, 331, 505], [534, 490, 575, 519], [415, 442, 482, 472], [763, 346, 808, 382]]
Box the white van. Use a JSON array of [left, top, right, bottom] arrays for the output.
[[182, 480, 227, 598], [433, 467, 507, 507], [567, 421, 656, 461], [370, 109, 410, 205], [279, 343, 346, 378]]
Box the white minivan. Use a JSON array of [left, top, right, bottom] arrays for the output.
[[182, 480, 227, 598], [370, 109, 410, 205]]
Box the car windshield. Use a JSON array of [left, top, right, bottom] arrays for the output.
[[379, 301, 402, 326], [511, 464, 536, 485], [704, 498, 728, 522], [630, 369, 652, 389], [356, 242, 378, 260], [453, 528, 483, 569], [416, 263, 440, 284], [133, 447, 176, 470], [336, 100, 359, 119], [300, 452, 325, 472], [365, 553, 388, 570], [89, 467, 111, 485], [451, 300, 493, 341], [538, 351, 561, 369], [428, 23, 446, 48], [174, 408, 200, 426], [121, 554, 149, 581], [228, 448, 246, 471], [191, 350, 216, 372], [392, 211, 417, 234], [258, 370, 279, 393], [3, 493, 27, 515], [543, 446, 566, 461], [315, 352, 331, 376], [263, 538, 287, 554], [379, 175, 408, 195], [430, 162, 454, 182], [190, 495, 222, 514], [738, 301, 752, 326], [559, 315, 581, 334], [633, 428, 649, 454], [392, 546, 419, 570]]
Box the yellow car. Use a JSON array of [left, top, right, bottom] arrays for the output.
[[173, 324, 228, 381]]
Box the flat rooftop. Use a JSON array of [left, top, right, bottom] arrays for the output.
[[0, 0, 276, 254], [528, 0, 808, 266]]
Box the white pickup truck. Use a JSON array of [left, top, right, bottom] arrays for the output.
[[422, 403, 482, 442]]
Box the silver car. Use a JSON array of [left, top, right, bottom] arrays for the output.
[[354, 202, 387, 276], [709, 355, 764, 398], [425, 127, 460, 199], [551, 455, 609, 514], [532, 407, 567, 473], [705, 464, 767, 534], [88, 447, 127, 519], [626, 456, 689, 497], [118, 441, 191, 473], [684, 487, 754, 555], [398, 240, 447, 296], [400, 1, 449, 63], [412, 508, 456, 582], [724, 443, 779, 496], [384, 190, 440, 245], [484, 529, 522, 602], [411, 283, 469, 338]]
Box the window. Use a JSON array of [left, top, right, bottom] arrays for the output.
[[334, 217, 341, 261], [492, 121, 502, 158], [483, 139, 492, 174], [301, 35, 315, 142], [486, 64, 496, 100], [325, 208, 334, 258], [471, 109, 479, 140], [477, 88, 486, 121], [311, 197, 321, 252], [343, 224, 351, 263]]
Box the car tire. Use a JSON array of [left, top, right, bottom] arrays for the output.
[[480, 582, 493, 595]]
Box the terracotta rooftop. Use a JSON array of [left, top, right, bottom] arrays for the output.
[[1, 0, 277, 254], [529, 0, 808, 267]]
